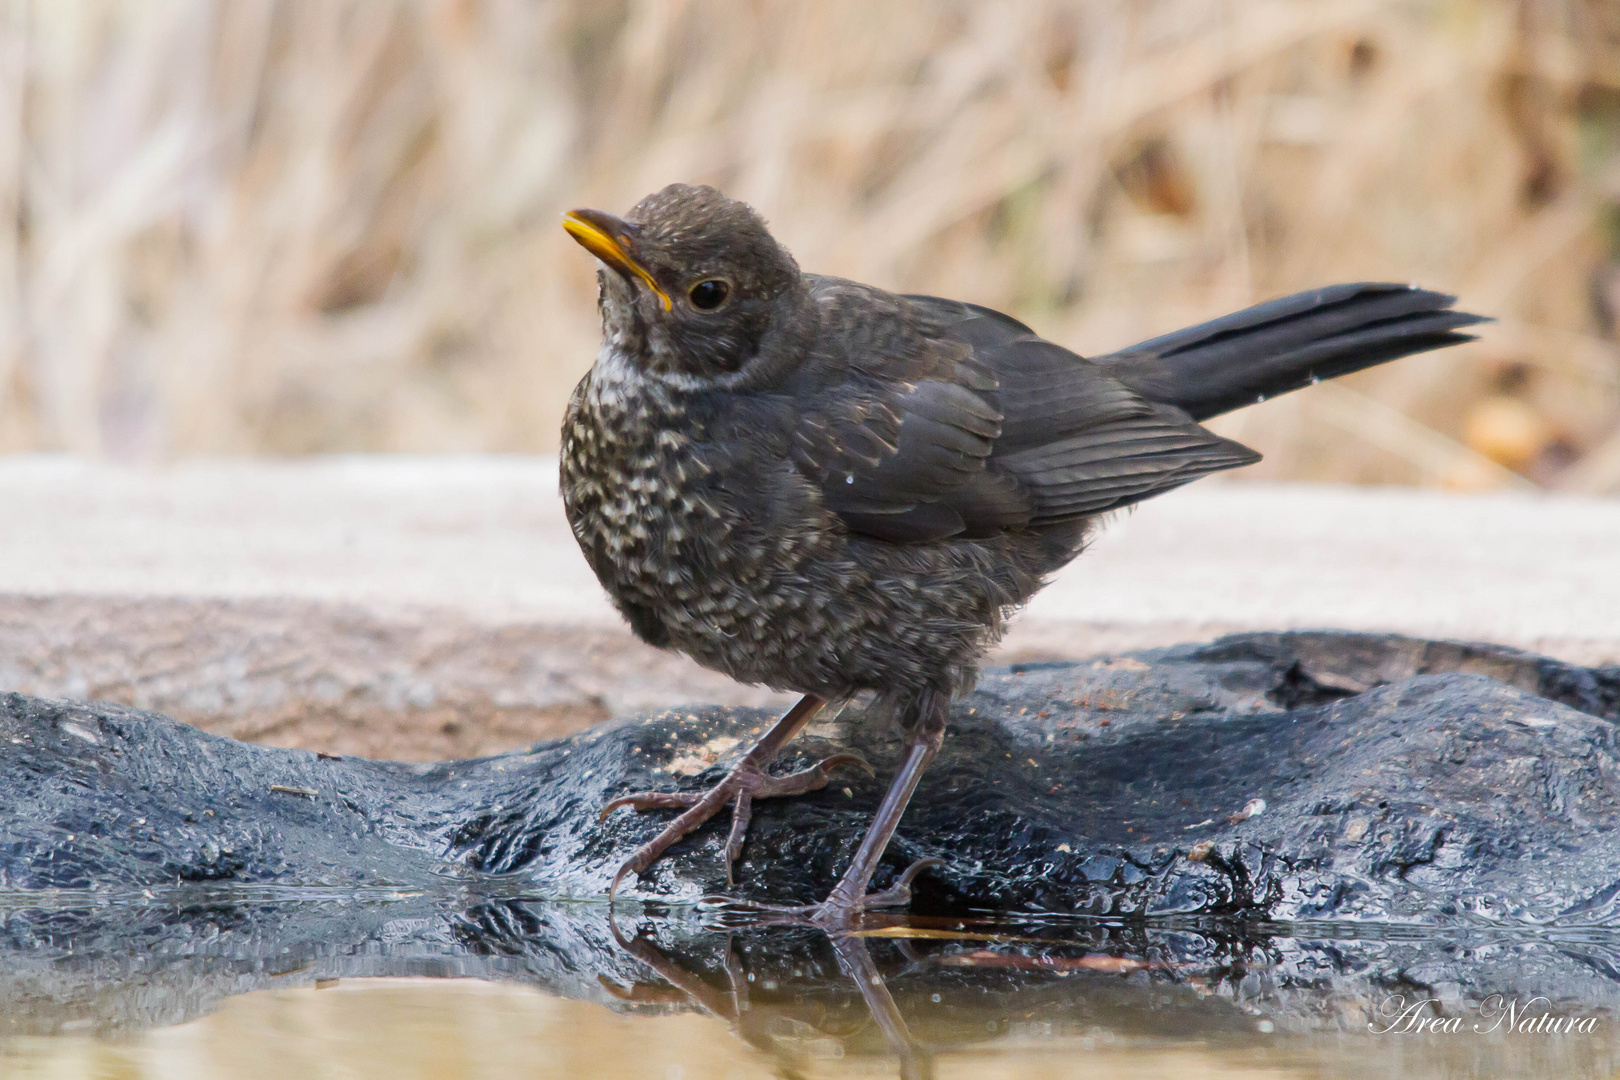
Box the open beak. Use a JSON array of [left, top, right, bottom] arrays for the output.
[[562, 208, 672, 311]]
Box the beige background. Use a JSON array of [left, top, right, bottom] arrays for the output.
[[0, 0, 1616, 491]]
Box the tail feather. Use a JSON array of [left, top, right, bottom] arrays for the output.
[[1093, 283, 1490, 422]]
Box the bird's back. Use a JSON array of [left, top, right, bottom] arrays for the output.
[[786, 278, 1485, 548], [786, 275, 1260, 546]]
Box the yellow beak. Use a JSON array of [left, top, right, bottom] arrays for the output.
[[562, 208, 672, 311]]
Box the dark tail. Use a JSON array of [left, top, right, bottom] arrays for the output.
[[1092, 282, 1490, 422]]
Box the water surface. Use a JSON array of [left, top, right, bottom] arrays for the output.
[[0, 888, 1615, 1078]]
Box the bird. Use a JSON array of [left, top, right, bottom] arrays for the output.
[[559, 182, 1487, 925]]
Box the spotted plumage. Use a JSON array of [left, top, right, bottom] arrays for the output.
[[561, 289, 1082, 703]]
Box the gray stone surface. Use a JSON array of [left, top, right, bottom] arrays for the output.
[[5, 456, 1618, 652]]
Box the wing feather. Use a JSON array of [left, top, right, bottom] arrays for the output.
[[791, 282, 1257, 543]]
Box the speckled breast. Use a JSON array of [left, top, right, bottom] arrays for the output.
[[559, 356, 820, 690], [559, 353, 1066, 700]]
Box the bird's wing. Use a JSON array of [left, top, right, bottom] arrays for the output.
[[782, 282, 1005, 541], [788, 279, 1255, 543], [933, 305, 1262, 522]]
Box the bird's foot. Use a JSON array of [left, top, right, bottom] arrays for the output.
[[697, 856, 945, 929], [601, 751, 871, 897]]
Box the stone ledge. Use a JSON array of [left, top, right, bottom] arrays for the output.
[[7, 593, 1616, 761], [5, 456, 1617, 758], [0, 594, 786, 761]]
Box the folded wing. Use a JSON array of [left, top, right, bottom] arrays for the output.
[[791, 280, 1256, 543]]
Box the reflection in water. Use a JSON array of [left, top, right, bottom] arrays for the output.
[[0, 889, 1617, 1078], [611, 916, 931, 1078]]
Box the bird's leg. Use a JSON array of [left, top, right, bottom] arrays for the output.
[[601, 693, 871, 899], [809, 685, 950, 925], [700, 686, 949, 927]]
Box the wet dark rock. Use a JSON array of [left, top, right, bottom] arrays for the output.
[[2, 630, 1618, 926]]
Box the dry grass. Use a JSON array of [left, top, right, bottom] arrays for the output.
[[0, 0, 1617, 490]]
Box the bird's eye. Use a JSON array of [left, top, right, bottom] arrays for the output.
[[687, 279, 730, 311]]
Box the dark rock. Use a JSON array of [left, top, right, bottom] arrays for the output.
[[3, 631, 1618, 923]]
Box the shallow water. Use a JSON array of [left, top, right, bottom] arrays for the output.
[[0, 890, 1615, 1079]]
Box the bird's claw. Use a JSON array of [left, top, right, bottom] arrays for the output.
[[602, 751, 871, 900], [598, 790, 702, 822]]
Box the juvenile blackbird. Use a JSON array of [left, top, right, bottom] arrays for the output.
[[561, 183, 1487, 924]]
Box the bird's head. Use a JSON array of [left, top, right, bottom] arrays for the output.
[[563, 184, 806, 383]]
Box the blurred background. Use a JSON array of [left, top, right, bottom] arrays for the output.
[[0, 0, 1618, 491]]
